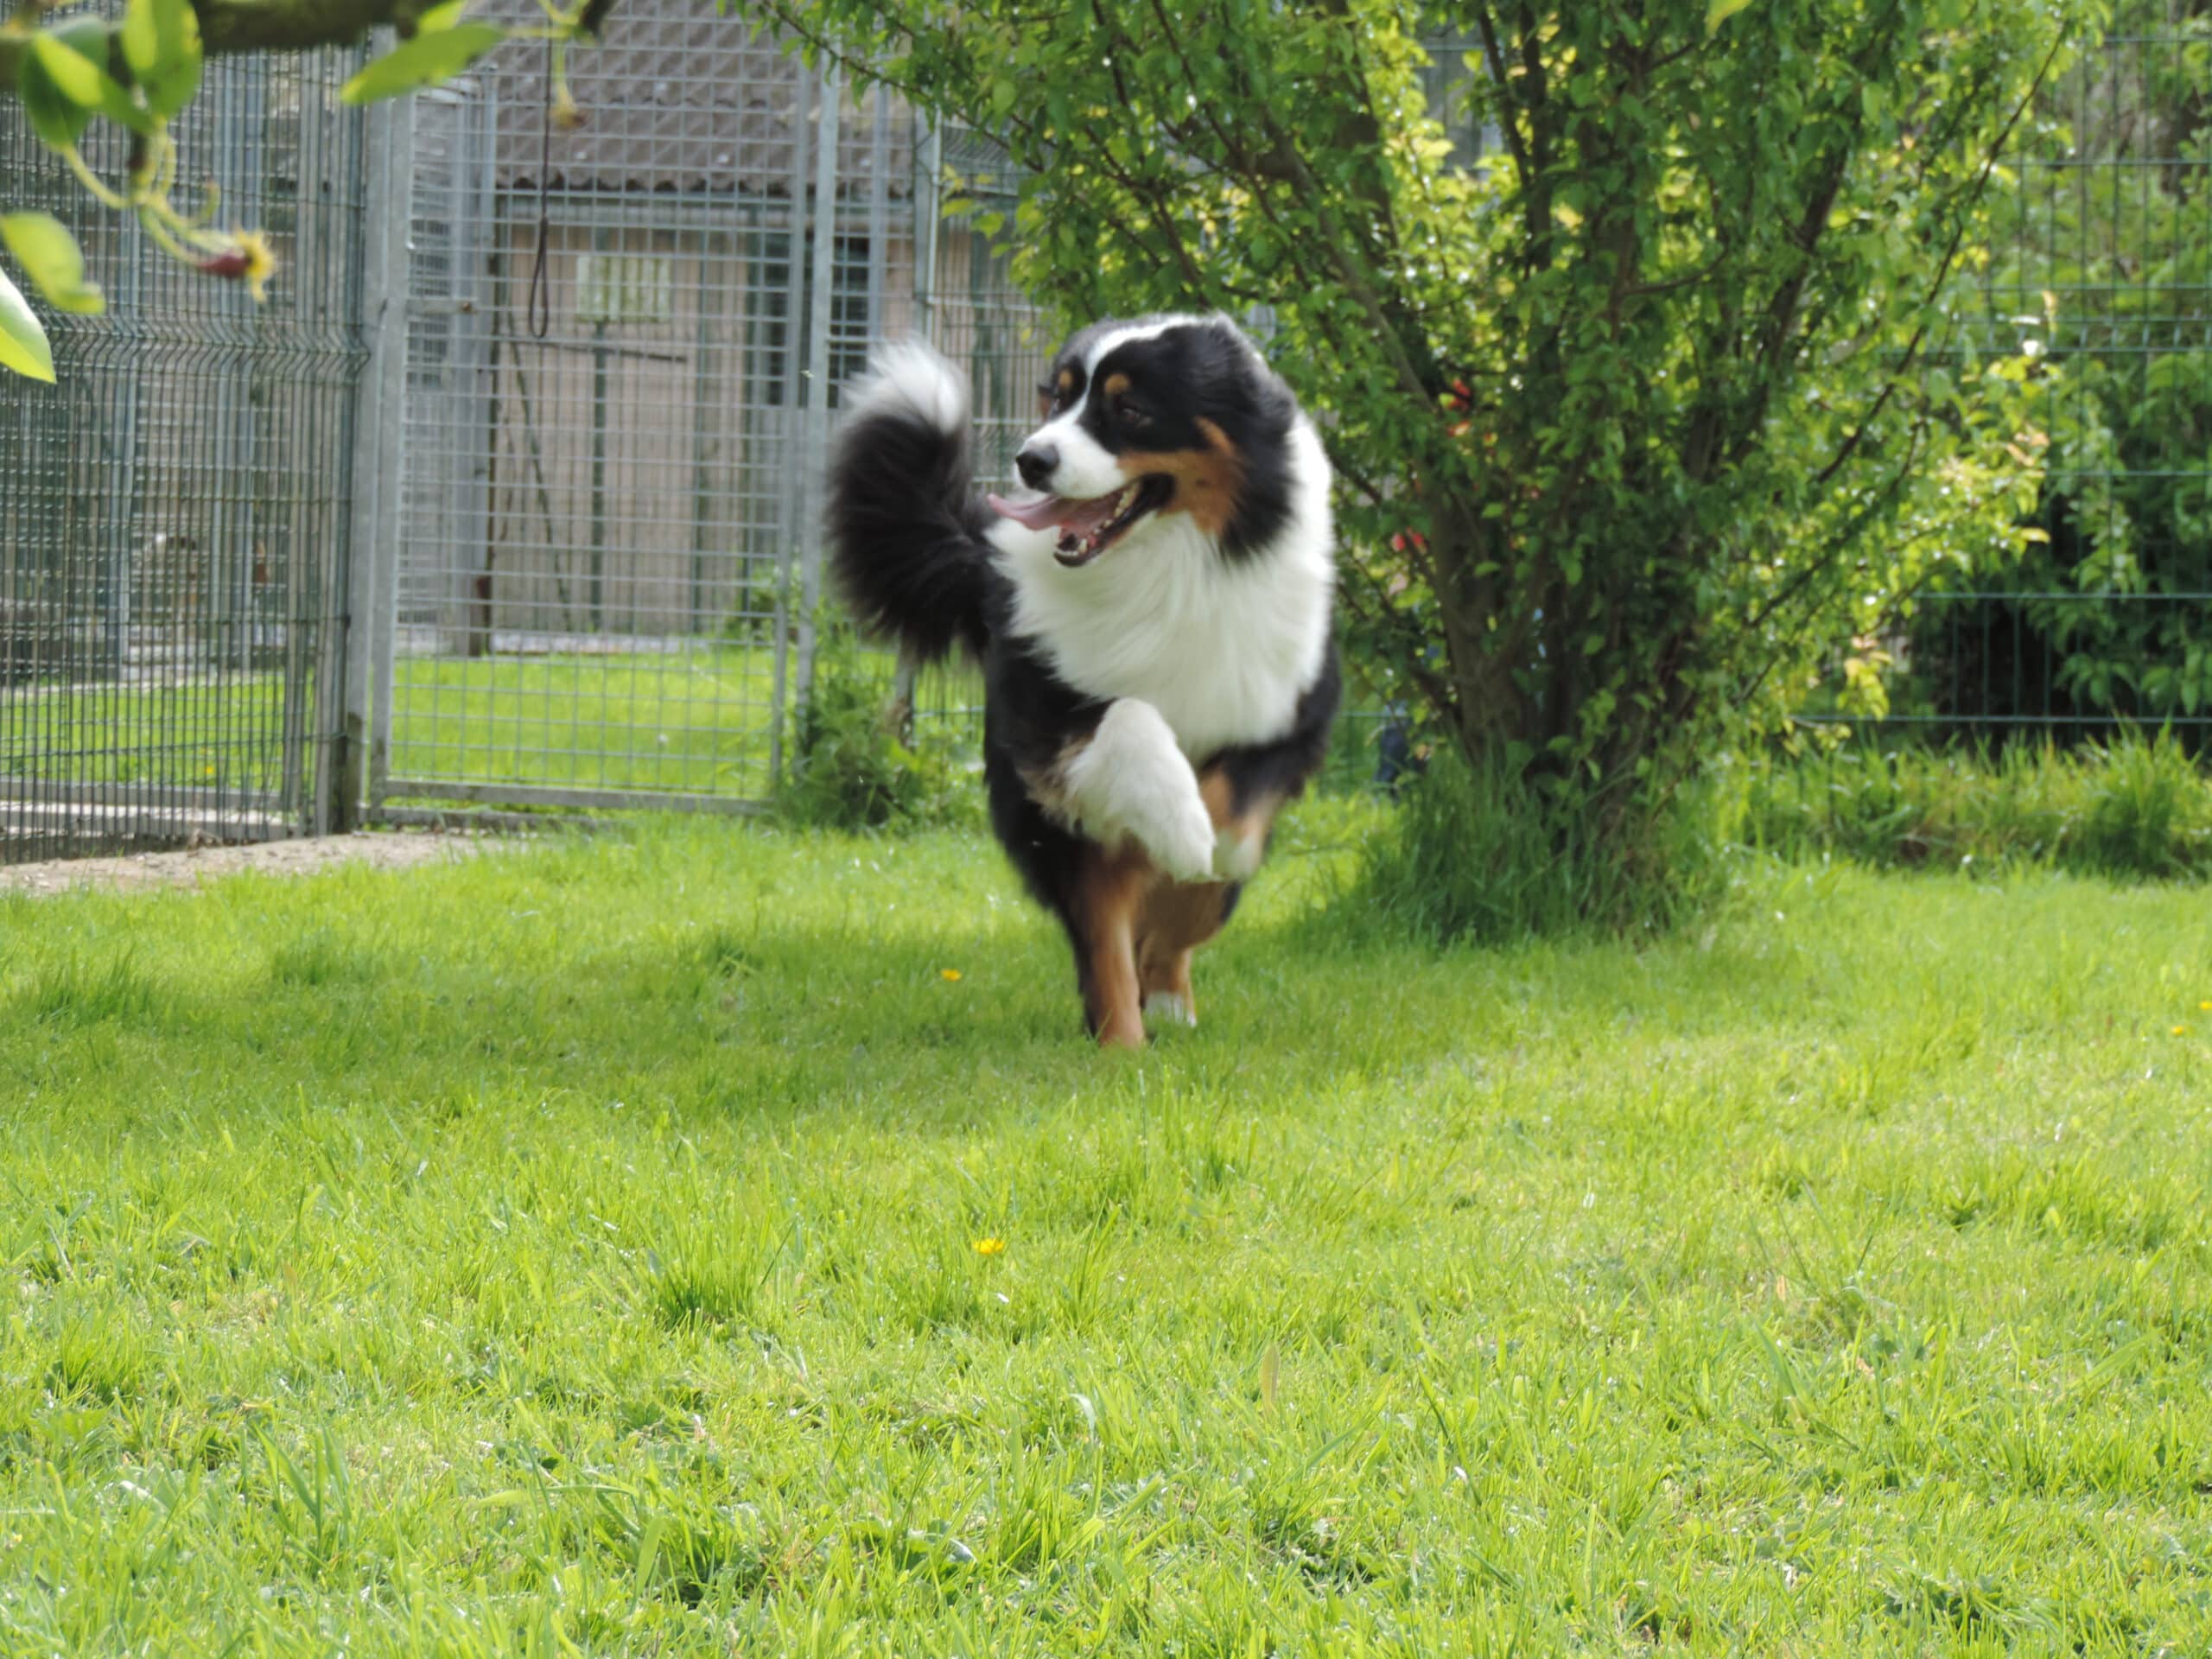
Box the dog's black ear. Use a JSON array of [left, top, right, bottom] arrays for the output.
[[1188, 319, 1288, 431]]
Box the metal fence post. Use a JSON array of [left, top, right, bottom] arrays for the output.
[[768, 67, 812, 789], [792, 58, 841, 719], [328, 81, 415, 834], [916, 119, 941, 346]]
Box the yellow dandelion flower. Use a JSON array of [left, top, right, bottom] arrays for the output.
[[972, 1236, 1005, 1257], [2200, 1001, 2211, 1012], [940, 969, 963, 982], [2172, 1026, 2189, 1037]]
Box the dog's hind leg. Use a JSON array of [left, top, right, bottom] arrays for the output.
[[1074, 847, 1151, 1049], [1136, 881, 1230, 1028]]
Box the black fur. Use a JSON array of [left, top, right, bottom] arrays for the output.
[[823, 371, 996, 664]]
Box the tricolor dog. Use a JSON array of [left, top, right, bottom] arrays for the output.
[[824, 315, 1339, 1047]]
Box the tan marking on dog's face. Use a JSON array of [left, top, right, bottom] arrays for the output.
[[1114, 417, 1245, 538], [1102, 372, 1132, 400], [1041, 365, 1080, 420]]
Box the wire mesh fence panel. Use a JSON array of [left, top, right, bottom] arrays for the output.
[[10, 13, 2202, 863], [0, 48, 367, 863], [1815, 1, 2212, 750], [374, 3, 914, 815]]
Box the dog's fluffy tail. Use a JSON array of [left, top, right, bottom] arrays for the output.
[[824, 342, 995, 665]]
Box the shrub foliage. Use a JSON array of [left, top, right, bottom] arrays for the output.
[[760, 0, 2084, 925]]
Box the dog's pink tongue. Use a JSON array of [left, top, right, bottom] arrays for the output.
[[985, 492, 1065, 531], [986, 492, 1120, 534]]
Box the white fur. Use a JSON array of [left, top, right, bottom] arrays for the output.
[[1144, 992, 1197, 1027], [1060, 698, 1217, 882], [1082, 315, 1224, 373], [849, 340, 965, 434], [1023, 408, 1124, 499], [989, 415, 1336, 760]]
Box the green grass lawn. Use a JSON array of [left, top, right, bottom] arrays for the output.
[[0, 652, 783, 800], [387, 653, 782, 798], [3, 812, 2209, 1654], [3, 651, 1391, 807]]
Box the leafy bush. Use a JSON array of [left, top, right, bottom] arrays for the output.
[[777, 628, 978, 832], [1332, 743, 1725, 945], [1900, 3, 2212, 727], [1737, 731, 2212, 879], [766, 0, 2064, 928]]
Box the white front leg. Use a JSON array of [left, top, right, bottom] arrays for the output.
[[1061, 699, 1216, 882]]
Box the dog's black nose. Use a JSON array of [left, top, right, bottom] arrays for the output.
[[1014, 442, 1058, 490]]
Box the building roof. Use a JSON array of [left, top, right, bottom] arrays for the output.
[[480, 0, 912, 198]]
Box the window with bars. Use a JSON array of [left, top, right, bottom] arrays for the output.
[[743, 229, 873, 410], [827, 233, 872, 403], [746, 230, 794, 407]]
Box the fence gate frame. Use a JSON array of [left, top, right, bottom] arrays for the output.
[[3, 46, 370, 863], [353, 53, 880, 827]]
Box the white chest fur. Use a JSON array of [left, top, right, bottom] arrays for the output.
[[989, 419, 1336, 760]]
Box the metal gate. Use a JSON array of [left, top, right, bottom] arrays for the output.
[[0, 49, 369, 861], [368, 13, 913, 820]]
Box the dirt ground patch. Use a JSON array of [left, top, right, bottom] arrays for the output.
[[0, 830, 517, 896]]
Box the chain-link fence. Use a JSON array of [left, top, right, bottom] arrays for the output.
[[1806, 1, 2212, 751], [1, 48, 368, 861], [365, 10, 919, 820], [6, 12, 2210, 866]]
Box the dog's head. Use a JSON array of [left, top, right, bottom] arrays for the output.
[[987, 315, 1299, 568]]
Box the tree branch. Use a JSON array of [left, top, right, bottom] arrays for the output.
[[1807, 24, 2069, 493], [193, 0, 426, 53], [3, 0, 622, 98]]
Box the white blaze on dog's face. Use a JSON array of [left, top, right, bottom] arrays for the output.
[[984, 315, 1300, 569]]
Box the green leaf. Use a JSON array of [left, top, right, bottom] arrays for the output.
[[30, 29, 156, 136], [415, 1, 472, 30], [0, 264, 56, 384], [140, 39, 202, 120], [17, 50, 94, 151], [340, 23, 506, 105], [120, 0, 164, 77], [1705, 0, 1755, 32], [123, 0, 204, 119], [31, 31, 107, 108], [1, 213, 105, 316]]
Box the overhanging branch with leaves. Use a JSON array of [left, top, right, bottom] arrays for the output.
[[0, 0, 615, 380]]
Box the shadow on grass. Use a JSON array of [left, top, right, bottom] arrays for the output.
[[1, 868, 1846, 1141]]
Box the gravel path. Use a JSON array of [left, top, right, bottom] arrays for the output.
[[0, 830, 510, 895]]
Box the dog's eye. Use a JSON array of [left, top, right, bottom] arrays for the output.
[[1114, 395, 1151, 427]]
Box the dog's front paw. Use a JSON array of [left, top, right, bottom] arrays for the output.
[[1146, 791, 1219, 884]]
